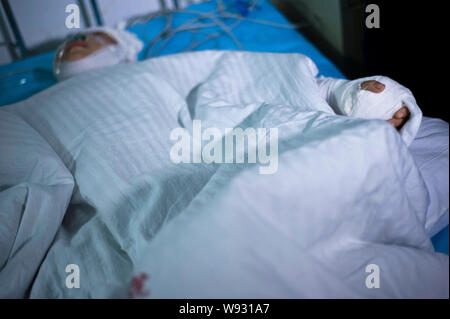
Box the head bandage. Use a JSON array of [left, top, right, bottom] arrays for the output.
[[330, 76, 422, 146], [54, 27, 143, 81]]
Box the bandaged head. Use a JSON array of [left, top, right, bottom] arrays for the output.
[[53, 27, 143, 81]]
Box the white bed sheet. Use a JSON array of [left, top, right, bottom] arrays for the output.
[[0, 50, 447, 298]]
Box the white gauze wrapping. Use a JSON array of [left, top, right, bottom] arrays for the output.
[[54, 27, 143, 81], [56, 45, 125, 81], [88, 26, 143, 62], [328, 76, 422, 146]]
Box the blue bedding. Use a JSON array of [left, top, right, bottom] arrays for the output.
[[432, 224, 449, 254], [0, 0, 447, 254]]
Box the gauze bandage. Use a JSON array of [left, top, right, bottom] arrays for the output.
[[54, 27, 143, 81], [55, 45, 125, 81], [327, 76, 422, 146]]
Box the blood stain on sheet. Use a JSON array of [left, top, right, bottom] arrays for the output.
[[129, 273, 150, 298]]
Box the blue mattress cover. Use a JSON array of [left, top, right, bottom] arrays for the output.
[[0, 0, 447, 254]]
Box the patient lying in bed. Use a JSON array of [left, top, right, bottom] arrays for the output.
[[54, 28, 411, 132], [2, 41, 446, 298]]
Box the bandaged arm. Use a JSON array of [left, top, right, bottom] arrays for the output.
[[316, 76, 349, 115]]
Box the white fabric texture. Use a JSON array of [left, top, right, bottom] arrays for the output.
[[128, 51, 447, 298], [0, 51, 447, 298], [316, 76, 422, 146], [0, 111, 74, 298], [409, 117, 449, 236]]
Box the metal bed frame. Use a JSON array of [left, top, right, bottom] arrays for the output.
[[0, 0, 195, 61]]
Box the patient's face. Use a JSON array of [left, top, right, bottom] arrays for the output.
[[60, 31, 117, 62]]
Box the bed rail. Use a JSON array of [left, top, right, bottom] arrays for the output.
[[0, 0, 204, 61]]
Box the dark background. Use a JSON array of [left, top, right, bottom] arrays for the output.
[[363, 0, 447, 122]]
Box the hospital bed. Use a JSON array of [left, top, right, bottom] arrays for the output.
[[0, 0, 448, 297]]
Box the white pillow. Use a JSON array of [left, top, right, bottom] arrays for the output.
[[0, 110, 74, 298]]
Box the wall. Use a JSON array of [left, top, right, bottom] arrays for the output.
[[287, 0, 344, 54], [276, 0, 366, 77]]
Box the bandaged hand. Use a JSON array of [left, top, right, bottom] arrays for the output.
[[315, 74, 423, 146], [360, 80, 410, 129]]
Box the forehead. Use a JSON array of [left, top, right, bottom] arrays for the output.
[[68, 31, 116, 43]]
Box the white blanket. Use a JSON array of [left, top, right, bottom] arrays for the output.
[[130, 51, 448, 298], [1, 50, 447, 298]]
